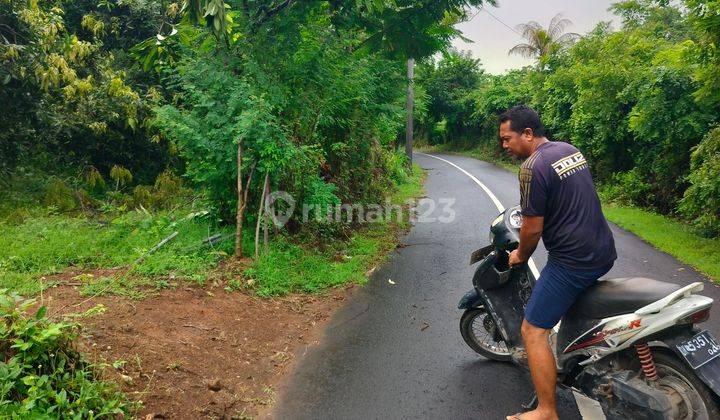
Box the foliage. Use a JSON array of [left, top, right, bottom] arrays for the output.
[[3, 0, 496, 243], [508, 13, 580, 66], [472, 69, 534, 145], [684, 0, 720, 106], [680, 128, 720, 236], [154, 9, 415, 227], [154, 55, 288, 221], [415, 49, 485, 145], [0, 290, 129, 417], [0, 165, 191, 224], [244, 163, 423, 296], [0, 0, 167, 181]]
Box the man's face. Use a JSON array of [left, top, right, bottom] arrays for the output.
[[499, 120, 532, 159]]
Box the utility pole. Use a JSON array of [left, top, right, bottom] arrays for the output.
[[405, 57, 414, 167]]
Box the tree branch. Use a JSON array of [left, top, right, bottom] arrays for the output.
[[251, 0, 296, 32]]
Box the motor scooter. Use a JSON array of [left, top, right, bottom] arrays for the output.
[[459, 206, 720, 419]]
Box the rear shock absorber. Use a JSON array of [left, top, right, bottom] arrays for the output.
[[635, 343, 658, 381]]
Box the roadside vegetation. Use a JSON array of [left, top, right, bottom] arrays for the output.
[[0, 290, 130, 417], [414, 1, 720, 280], [0, 161, 423, 298], [248, 166, 424, 296], [0, 170, 234, 297]]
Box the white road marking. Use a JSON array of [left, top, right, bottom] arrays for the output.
[[417, 152, 607, 420], [416, 152, 541, 279]]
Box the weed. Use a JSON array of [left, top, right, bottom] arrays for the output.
[[112, 360, 127, 370], [0, 289, 130, 417], [153, 279, 172, 290]]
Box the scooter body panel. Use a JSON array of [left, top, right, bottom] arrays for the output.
[[557, 294, 714, 365], [470, 251, 535, 348]]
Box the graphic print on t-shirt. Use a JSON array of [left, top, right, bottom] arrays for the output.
[[551, 151, 588, 179]]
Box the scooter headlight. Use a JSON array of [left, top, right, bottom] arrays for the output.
[[508, 209, 523, 229]]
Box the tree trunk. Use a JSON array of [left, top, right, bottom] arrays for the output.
[[235, 140, 244, 257], [263, 175, 269, 252], [255, 172, 269, 259], [405, 57, 414, 167]]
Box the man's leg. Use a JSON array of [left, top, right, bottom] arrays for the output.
[[507, 260, 568, 420], [517, 320, 558, 420]]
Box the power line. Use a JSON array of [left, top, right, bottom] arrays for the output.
[[479, 6, 523, 38], [466, 6, 482, 22]]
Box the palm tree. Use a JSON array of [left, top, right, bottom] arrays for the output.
[[508, 13, 580, 61]]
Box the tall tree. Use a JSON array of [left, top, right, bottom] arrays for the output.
[[508, 13, 580, 62]]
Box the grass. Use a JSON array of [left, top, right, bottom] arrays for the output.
[[602, 204, 720, 280], [421, 144, 719, 281], [0, 208, 235, 296], [245, 164, 425, 296], [0, 165, 425, 298]]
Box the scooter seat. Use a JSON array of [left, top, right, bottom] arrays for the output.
[[570, 277, 683, 319]]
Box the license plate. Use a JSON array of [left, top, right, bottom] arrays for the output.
[[676, 330, 720, 369]]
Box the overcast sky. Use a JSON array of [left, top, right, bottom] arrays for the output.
[[453, 0, 618, 74]]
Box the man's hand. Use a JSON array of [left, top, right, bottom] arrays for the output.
[[508, 249, 527, 267], [513, 215, 544, 267]]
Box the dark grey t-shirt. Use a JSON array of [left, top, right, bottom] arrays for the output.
[[519, 141, 616, 270]]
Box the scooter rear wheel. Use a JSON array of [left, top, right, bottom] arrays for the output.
[[460, 307, 511, 362], [648, 351, 720, 420]]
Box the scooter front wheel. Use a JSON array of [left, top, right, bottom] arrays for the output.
[[460, 307, 511, 362]]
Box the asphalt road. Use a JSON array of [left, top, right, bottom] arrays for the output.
[[272, 152, 720, 419]]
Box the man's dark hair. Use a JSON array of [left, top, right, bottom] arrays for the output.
[[499, 105, 545, 137]]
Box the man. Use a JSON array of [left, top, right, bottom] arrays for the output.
[[499, 105, 616, 420]]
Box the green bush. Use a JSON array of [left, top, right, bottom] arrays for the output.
[[43, 179, 78, 213], [386, 150, 410, 185], [680, 127, 720, 236], [131, 171, 189, 210], [601, 168, 655, 208], [85, 167, 107, 197], [0, 289, 129, 417]]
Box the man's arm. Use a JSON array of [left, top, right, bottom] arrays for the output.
[[509, 215, 544, 266]]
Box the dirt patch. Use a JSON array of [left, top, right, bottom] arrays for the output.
[[40, 282, 353, 419]]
